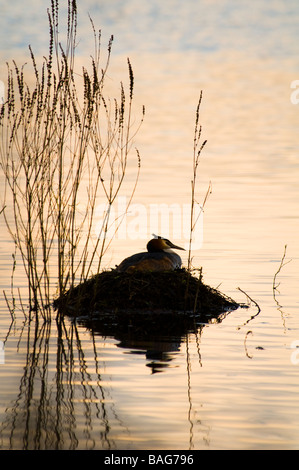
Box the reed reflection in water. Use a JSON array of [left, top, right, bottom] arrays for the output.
[[0, 317, 120, 449], [0, 307, 231, 450]]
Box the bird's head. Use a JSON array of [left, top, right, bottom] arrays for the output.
[[147, 236, 185, 253]]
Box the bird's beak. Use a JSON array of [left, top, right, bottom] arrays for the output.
[[169, 242, 185, 251]]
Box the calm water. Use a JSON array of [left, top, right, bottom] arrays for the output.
[[0, 0, 299, 450]]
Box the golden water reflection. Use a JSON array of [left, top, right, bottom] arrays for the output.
[[1, 0, 299, 450], [0, 306, 235, 450]]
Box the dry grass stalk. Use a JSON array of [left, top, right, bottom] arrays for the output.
[[0, 0, 144, 320], [187, 91, 210, 271]]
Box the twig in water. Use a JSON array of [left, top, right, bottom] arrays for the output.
[[273, 244, 292, 292], [243, 330, 264, 359], [237, 287, 261, 327], [272, 245, 292, 331], [244, 330, 253, 359]]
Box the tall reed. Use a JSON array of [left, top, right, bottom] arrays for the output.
[[187, 91, 211, 271], [0, 0, 144, 320]]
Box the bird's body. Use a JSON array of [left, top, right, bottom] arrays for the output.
[[116, 237, 185, 273]]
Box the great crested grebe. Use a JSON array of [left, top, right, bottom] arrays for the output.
[[116, 236, 185, 272]]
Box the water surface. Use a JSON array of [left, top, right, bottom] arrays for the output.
[[0, 0, 299, 450]]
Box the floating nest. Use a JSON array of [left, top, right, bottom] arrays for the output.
[[54, 269, 239, 322], [54, 269, 241, 343]]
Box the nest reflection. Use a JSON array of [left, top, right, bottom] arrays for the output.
[[1, 276, 238, 450]]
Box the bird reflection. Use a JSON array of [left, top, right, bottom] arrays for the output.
[[118, 336, 182, 374], [78, 311, 206, 374]]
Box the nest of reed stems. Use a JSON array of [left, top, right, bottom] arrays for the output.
[[54, 269, 240, 325]]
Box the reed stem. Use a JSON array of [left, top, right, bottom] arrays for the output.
[[0, 0, 143, 319], [187, 92, 210, 271]]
